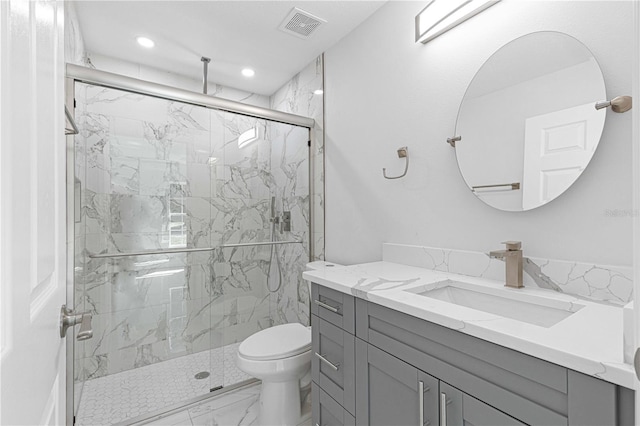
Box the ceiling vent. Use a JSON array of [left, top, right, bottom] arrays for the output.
[[278, 7, 326, 39]]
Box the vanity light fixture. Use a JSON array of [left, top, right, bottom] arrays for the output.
[[136, 36, 155, 48], [415, 0, 500, 44], [313, 89, 324, 95], [241, 68, 255, 77]]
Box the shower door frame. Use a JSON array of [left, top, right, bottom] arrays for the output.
[[64, 64, 316, 426]]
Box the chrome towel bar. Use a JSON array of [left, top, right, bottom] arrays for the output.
[[88, 247, 216, 259], [472, 182, 520, 192], [88, 240, 303, 258], [221, 240, 302, 248]]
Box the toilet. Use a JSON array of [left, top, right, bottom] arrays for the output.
[[236, 261, 342, 426]]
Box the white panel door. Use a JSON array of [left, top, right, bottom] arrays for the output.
[[522, 102, 605, 210], [0, 1, 67, 425]]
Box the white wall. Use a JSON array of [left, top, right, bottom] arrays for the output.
[[324, 1, 633, 266]]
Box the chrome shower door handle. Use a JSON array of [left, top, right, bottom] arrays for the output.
[[60, 305, 93, 341], [77, 312, 93, 341]]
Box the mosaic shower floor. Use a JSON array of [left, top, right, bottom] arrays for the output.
[[76, 342, 251, 426]]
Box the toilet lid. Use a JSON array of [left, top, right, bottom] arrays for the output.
[[238, 323, 311, 361]]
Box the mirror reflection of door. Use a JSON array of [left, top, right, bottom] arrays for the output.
[[454, 32, 607, 212], [522, 103, 605, 210]]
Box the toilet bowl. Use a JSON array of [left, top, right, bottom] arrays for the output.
[[236, 261, 343, 425], [236, 323, 311, 426]]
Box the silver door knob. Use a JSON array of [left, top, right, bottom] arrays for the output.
[[60, 305, 93, 341]]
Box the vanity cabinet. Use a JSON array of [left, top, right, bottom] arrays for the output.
[[356, 341, 525, 426], [311, 284, 357, 425], [355, 340, 439, 426], [310, 283, 635, 426]]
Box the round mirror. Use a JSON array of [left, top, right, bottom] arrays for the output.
[[454, 32, 606, 212]]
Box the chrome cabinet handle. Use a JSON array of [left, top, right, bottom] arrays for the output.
[[314, 299, 339, 313], [314, 352, 340, 371], [419, 381, 431, 426], [60, 305, 93, 341], [419, 381, 424, 426], [440, 393, 447, 426]]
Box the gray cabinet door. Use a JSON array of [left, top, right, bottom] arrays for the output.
[[440, 382, 526, 426], [356, 342, 438, 426], [313, 383, 356, 426], [312, 314, 356, 415]]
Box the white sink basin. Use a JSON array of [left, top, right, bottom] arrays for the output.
[[405, 280, 583, 328]]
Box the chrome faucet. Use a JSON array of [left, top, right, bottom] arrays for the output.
[[489, 241, 523, 289]]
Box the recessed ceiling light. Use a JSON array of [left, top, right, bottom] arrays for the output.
[[136, 36, 155, 48], [241, 68, 255, 78], [314, 89, 324, 95]]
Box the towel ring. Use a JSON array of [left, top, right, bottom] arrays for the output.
[[383, 146, 409, 179]]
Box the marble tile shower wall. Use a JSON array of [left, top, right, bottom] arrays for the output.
[[269, 56, 324, 326], [74, 81, 311, 382]]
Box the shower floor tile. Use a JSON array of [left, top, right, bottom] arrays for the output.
[[76, 342, 251, 426]]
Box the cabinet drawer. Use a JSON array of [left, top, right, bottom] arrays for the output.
[[311, 283, 355, 333], [312, 383, 355, 426], [312, 315, 355, 415]]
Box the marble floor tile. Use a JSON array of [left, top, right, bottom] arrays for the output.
[[188, 391, 260, 426]]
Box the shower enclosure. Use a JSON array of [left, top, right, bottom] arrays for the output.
[[68, 66, 315, 425]]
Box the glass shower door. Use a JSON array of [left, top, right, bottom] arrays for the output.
[[72, 79, 313, 425], [73, 82, 223, 425], [212, 109, 311, 389]]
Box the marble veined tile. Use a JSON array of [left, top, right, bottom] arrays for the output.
[[382, 243, 633, 305], [110, 156, 139, 195], [74, 72, 319, 397], [168, 101, 209, 132], [110, 194, 168, 234]]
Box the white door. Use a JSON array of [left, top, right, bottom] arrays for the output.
[[522, 102, 605, 210], [633, 3, 640, 422], [0, 0, 67, 425]]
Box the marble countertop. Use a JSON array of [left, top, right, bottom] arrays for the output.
[[303, 261, 635, 390]]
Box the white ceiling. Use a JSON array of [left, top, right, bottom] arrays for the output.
[[73, 1, 386, 95]]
